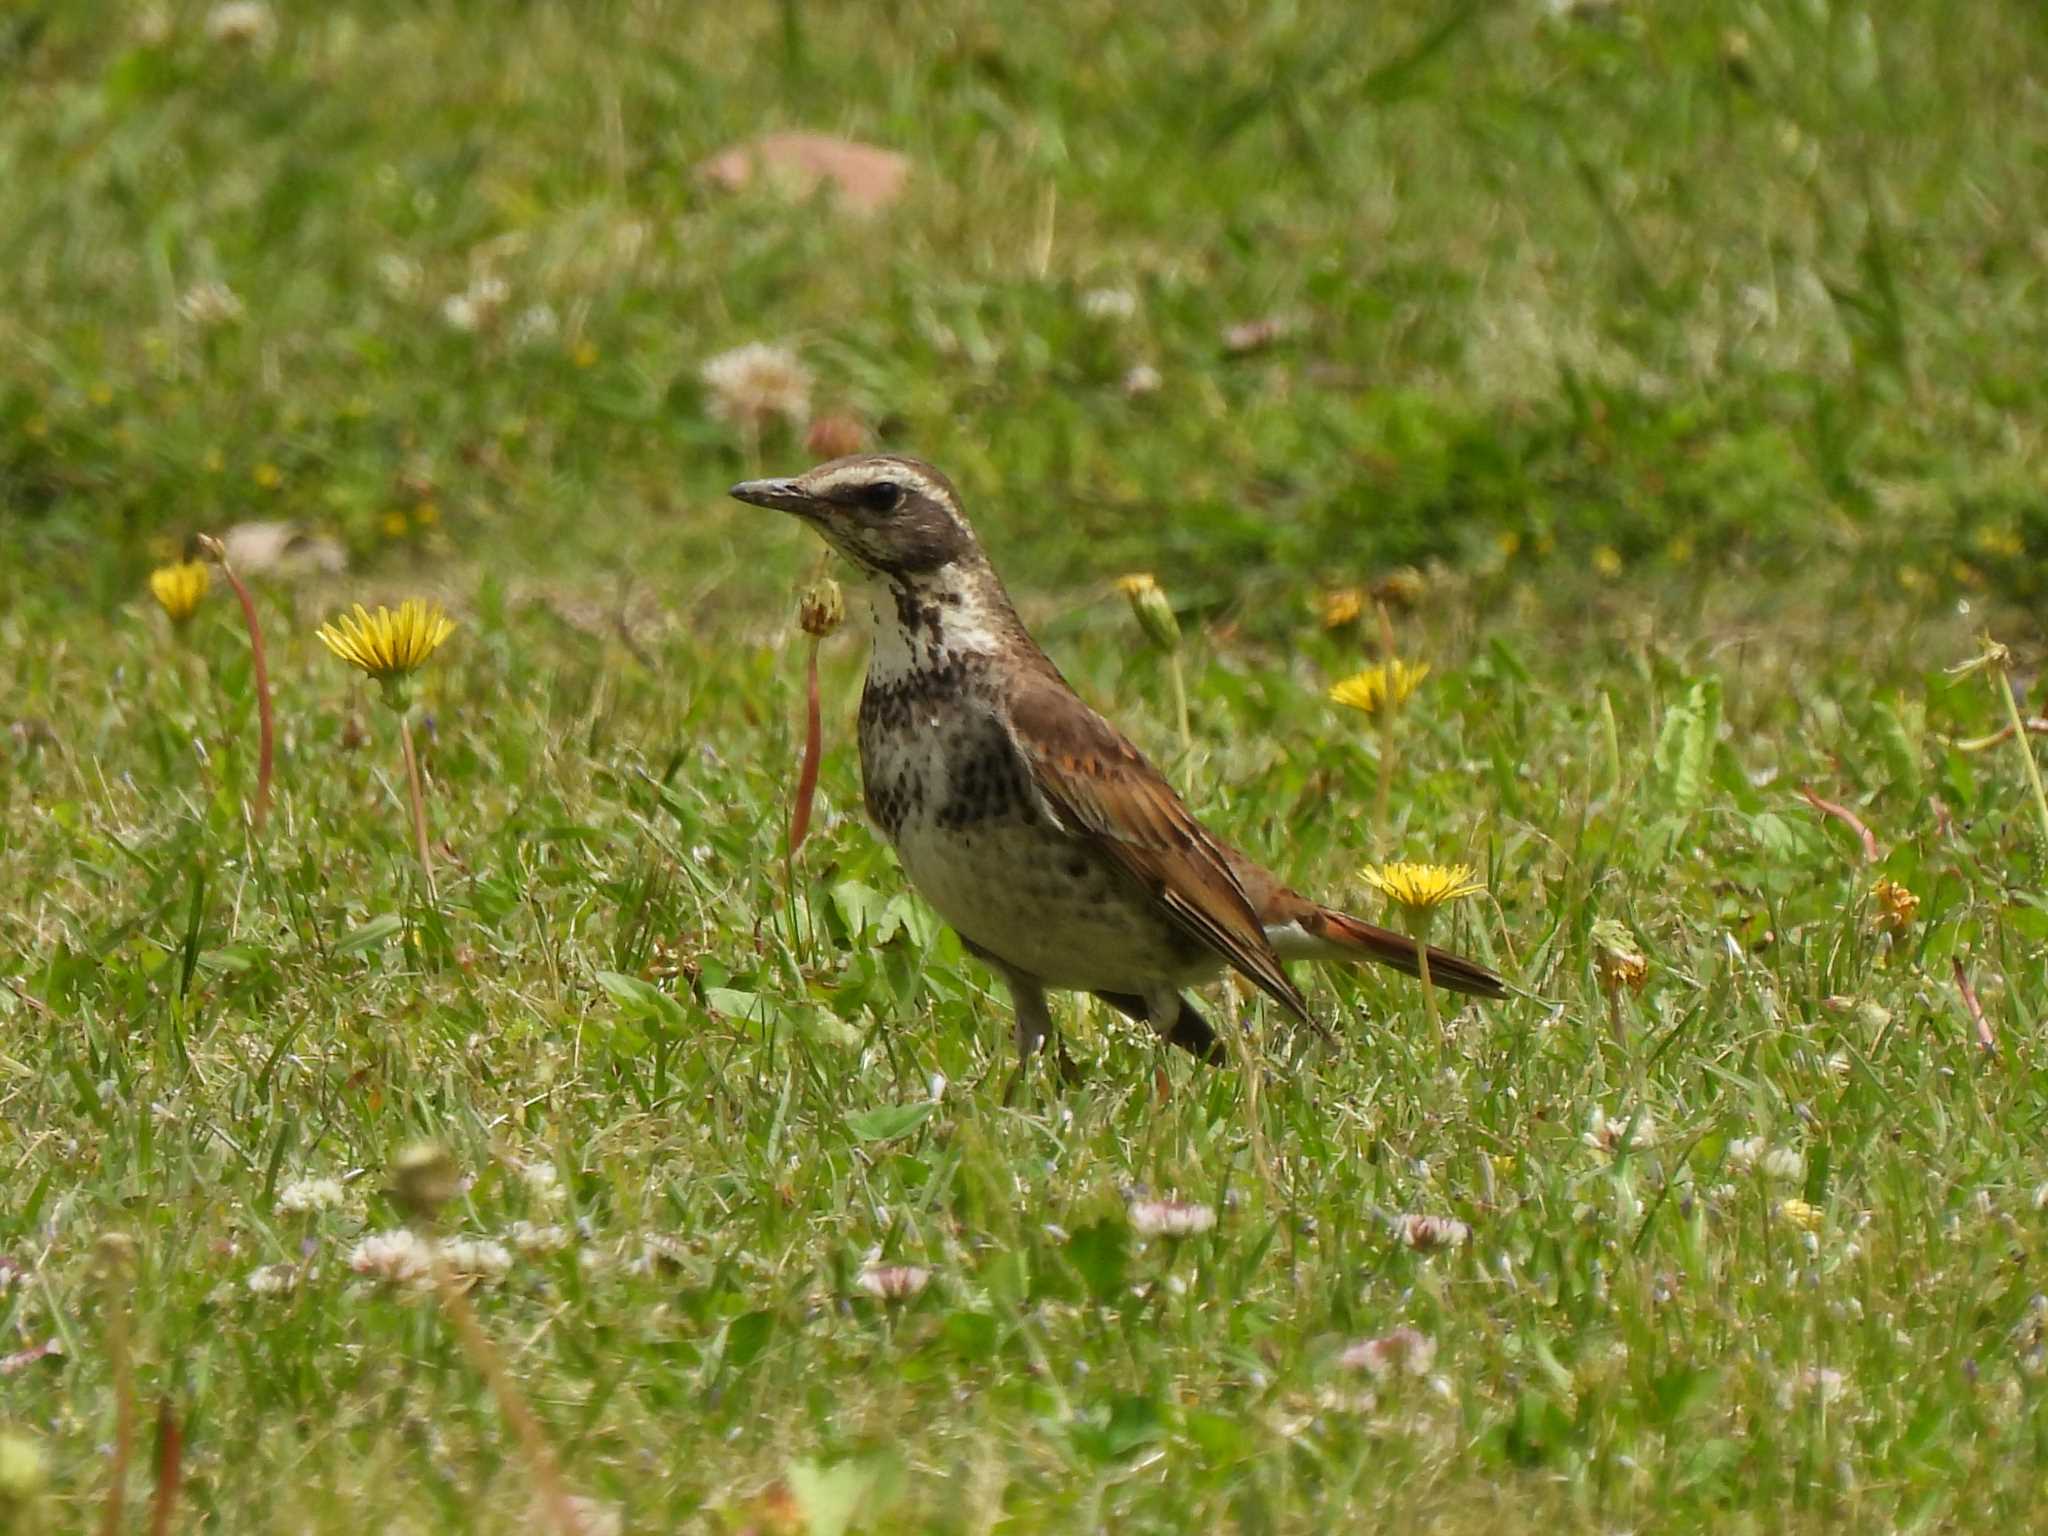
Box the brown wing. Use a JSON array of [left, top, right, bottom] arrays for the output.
[[1003, 670, 1313, 1025]]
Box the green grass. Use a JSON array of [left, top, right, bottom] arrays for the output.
[[6, 1, 2048, 1530]]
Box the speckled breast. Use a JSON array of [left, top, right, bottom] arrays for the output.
[[857, 668, 1212, 991]]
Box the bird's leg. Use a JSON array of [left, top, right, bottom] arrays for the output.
[[994, 965, 1069, 1102]]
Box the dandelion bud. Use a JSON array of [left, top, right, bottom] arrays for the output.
[[1115, 572, 1181, 652], [1318, 587, 1365, 629], [797, 577, 844, 639], [0, 1431, 47, 1505]]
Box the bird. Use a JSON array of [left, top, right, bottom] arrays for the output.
[[730, 454, 1505, 1078]]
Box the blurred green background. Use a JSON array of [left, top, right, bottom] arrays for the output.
[[7, 0, 2045, 617]]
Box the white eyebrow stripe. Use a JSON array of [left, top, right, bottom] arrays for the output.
[[805, 460, 946, 503]]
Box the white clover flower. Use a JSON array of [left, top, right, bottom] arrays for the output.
[[348, 1229, 434, 1287], [205, 2, 275, 49], [1761, 1147, 1806, 1182], [246, 1262, 299, 1298], [1584, 1106, 1658, 1152], [1339, 1327, 1437, 1379], [276, 1175, 347, 1215], [1127, 1198, 1217, 1239], [439, 1238, 513, 1285], [1080, 287, 1139, 321], [1396, 1214, 1471, 1253], [1121, 363, 1162, 397], [1727, 1136, 1765, 1172], [441, 274, 509, 333], [375, 252, 423, 299], [701, 342, 811, 433], [510, 303, 560, 348], [507, 1221, 571, 1256], [178, 280, 244, 328], [518, 1161, 566, 1204], [855, 1263, 930, 1302]]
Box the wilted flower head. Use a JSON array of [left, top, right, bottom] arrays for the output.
[[797, 576, 845, 639], [1339, 1326, 1437, 1379], [701, 342, 811, 434], [1872, 878, 1919, 934], [1114, 572, 1181, 651], [316, 600, 455, 704], [804, 412, 869, 459], [1370, 567, 1428, 608], [177, 280, 245, 328], [855, 1263, 930, 1302], [1361, 861, 1483, 913], [1396, 1213, 1470, 1252], [1590, 919, 1648, 996], [1319, 588, 1366, 628], [1329, 659, 1430, 718], [1128, 1198, 1216, 1239], [149, 561, 211, 624]]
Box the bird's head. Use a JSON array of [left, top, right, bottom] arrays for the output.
[[731, 455, 982, 583]]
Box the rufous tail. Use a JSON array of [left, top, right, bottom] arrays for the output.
[[1271, 907, 1508, 999]]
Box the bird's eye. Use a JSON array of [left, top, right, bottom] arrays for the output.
[[855, 481, 903, 514]]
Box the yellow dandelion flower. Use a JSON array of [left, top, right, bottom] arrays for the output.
[[253, 462, 283, 490], [316, 600, 456, 707], [148, 560, 210, 624], [1319, 587, 1365, 628], [1592, 544, 1623, 578], [1778, 1198, 1822, 1231], [571, 340, 599, 369], [1361, 861, 1483, 912], [1329, 659, 1430, 718], [381, 511, 410, 539]]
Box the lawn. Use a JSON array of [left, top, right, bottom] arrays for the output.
[[5, 1, 2048, 1530]]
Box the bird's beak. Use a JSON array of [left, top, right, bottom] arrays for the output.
[[729, 477, 812, 514]]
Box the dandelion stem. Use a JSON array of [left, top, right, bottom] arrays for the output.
[[426, 1248, 587, 1536], [399, 714, 436, 900], [1415, 935, 1443, 1049], [1168, 651, 1191, 754], [1995, 665, 2048, 851], [198, 536, 273, 833], [789, 637, 823, 862], [96, 1236, 138, 1536], [1373, 719, 1394, 858]]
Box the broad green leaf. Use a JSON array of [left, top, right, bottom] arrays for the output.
[[843, 1101, 936, 1142]]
